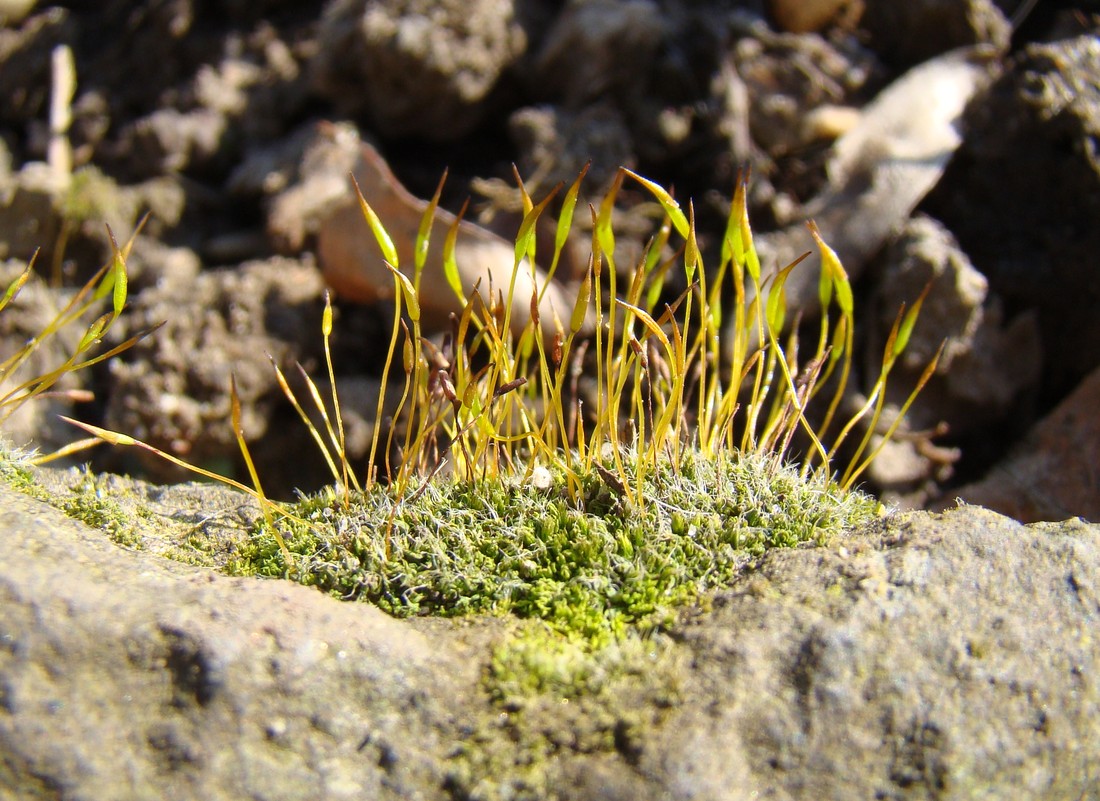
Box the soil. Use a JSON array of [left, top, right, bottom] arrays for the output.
[[2, 0, 1099, 509]]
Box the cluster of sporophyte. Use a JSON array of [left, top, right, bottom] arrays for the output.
[[63, 166, 936, 651]]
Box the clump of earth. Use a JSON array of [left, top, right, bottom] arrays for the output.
[[2, 0, 1099, 519]]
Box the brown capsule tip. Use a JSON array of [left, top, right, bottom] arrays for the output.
[[494, 376, 528, 399], [439, 370, 458, 403], [551, 331, 564, 368]]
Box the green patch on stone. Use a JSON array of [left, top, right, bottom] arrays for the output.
[[60, 467, 149, 549], [228, 448, 876, 701], [0, 448, 47, 499]]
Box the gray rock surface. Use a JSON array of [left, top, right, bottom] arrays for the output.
[[2, 475, 1098, 800], [873, 215, 1040, 406], [0, 479, 480, 801], [654, 507, 1100, 800]]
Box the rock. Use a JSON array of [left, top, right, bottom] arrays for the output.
[[506, 103, 635, 197], [768, 0, 860, 34], [0, 479, 482, 801], [730, 28, 882, 162], [2, 477, 1098, 799], [924, 35, 1100, 394], [72, 1, 311, 173], [250, 121, 365, 253], [110, 27, 309, 180], [860, 0, 1011, 68], [650, 505, 1100, 800], [943, 364, 1100, 522], [312, 0, 528, 139], [855, 215, 1041, 504], [532, 0, 666, 106], [118, 107, 228, 176], [728, 47, 995, 356], [873, 214, 1041, 427], [126, 234, 202, 292]]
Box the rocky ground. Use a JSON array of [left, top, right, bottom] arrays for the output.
[[3, 476, 1099, 800], [2, 0, 1100, 798], [0, 0, 1097, 514]]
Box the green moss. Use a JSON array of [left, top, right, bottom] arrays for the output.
[[487, 620, 682, 703], [0, 447, 141, 540], [160, 546, 217, 567], [446, 620, 686, 800], [246, 449, 873, 640], [1, 445, 271, 568], [225, 503, 324, 579], [2, 457, 161, 552], [60, 467, 147, 549], [0, 449, 48, 500], [228, 448, 875, 700]]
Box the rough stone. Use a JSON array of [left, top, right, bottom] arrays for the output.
[[107, 25, 310, 181], [312, 0, 528, 139], [0, 479, 483, 801], [834, 216, 1041, 504], [250, 121, 366, 253], [119, 107, 228, 176], [650, 505, 1100, 800], [731, 27, 881, 163], [924, 35, 1100, 394], [2, 475, 1099, 800], [860, 0, 1011, 68], [506, 103, 635, 197], [944, 363, 1100, 523], [532, 0, 667, 107], [871, 213, 1041, 433]]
